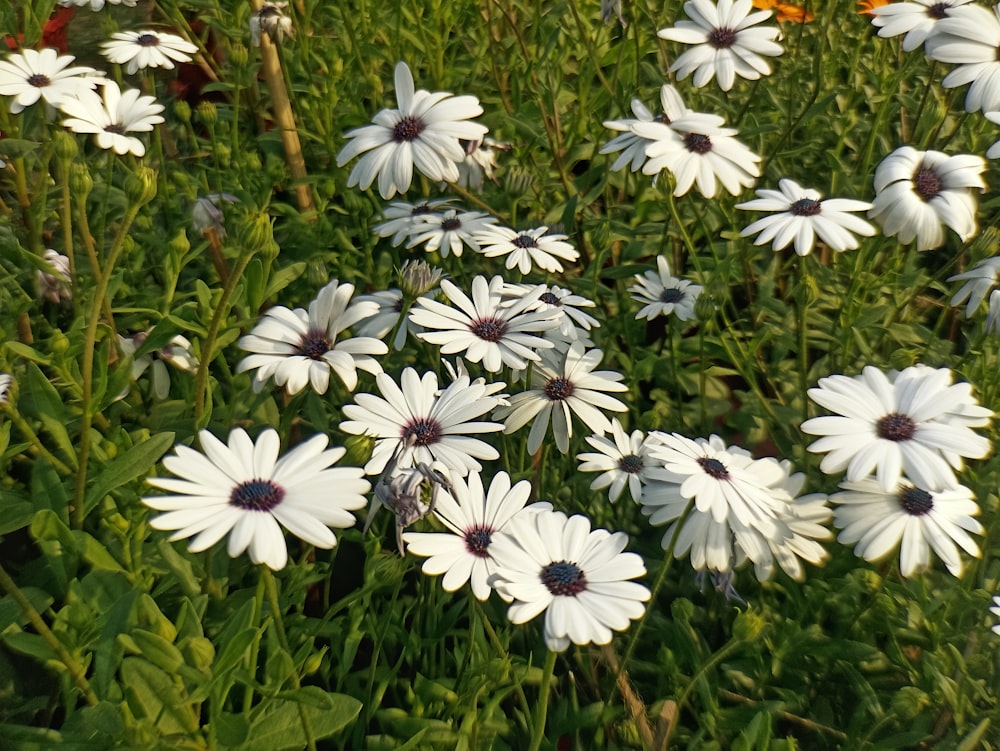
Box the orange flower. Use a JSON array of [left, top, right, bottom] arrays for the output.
[[751, 0, 815, 23], [857, 0, 890, 15]]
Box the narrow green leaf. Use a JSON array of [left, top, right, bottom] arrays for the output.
[[84, 431, 175, 515]]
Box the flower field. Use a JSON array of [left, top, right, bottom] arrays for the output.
[[1, 0, 1000, 748]]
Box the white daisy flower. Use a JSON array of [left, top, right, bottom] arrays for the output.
[[340, 367, 505, 476], [502, 283, 599, 345], [251, 2, 294, 46], [0, 48, 102, 114], [658, 0, 784, 92], [868, 146, 985, 251], [868, 0, 973, 51], [474, 225, 580, 275], [37, 249, 71, 304], [455, 136, 511, 191], [402, 470, 544, 600], [986, 112, 1000, 158], [336, 61, 488, 199], [143, 428, 369, 571], [100, 30, 199, 75], [924, 3, 1000, 113], [735, 178, 877, 256], [629, 256, 703, 321], [991, 595, 1000, 635], [236, 280, 387, 395], [634, 119, 761, 198], [488, 509, 650, 652], [948, 256, 1000, 317], [406, 207, 497, 258], [600, 84, 725, 173], [831, 477, 982, 577], [59, 81, 164, 157], [577, 419, 665, 502], [373, 199, 455, 246], [58, 0, 136, 9], [409, 275, 559, 373], [801, 365, 992, 492], [987, 289, 1000, 335], [494, 343, 629, 454]]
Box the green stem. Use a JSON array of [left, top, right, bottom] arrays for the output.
[[528, 648, 558, 751], [3, 405, 75, 475], [0, 562, 98, 706]]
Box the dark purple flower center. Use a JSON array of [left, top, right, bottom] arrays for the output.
[[392, 115, 425, 143], [27, 73, 50, 88], [402, 417, 442, 447], [684, 132, 713, 155], [469, 316, 508, 342], [898, 486, 934, 516], [464, 526, 493, 557], [912, 167, 942, 201], [708, 27, 738, 49], [698, 456, 730, 480], [656, 113, 672, 125], [412, 203, 434, 215], [544, 377, 575, 401], [441, 217, 462, 231], [927, 3, 949, 19], [104, 123, 126, 135], [230, 478, 285, 512], [298, 329, 331, 359], [790, 198, 822, 216], [660, 287, 684, 304], [619, 454, 644, 473], [512, 234, 537, 248], [876, 412, 916, 442], [541, 560, 587, 596], [136, 33, 160, 47], [539, 291, 562, 306]]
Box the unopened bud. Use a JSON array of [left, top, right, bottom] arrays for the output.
[[197, 100, 217, 126], [342, 433, 375, 467], [733, 609, 767, 641], [70, 163, 92, 196], [169, 229, 190, 257], [239, 210, 279, 258], [229, 42, 249, 67], [52, 131, 78, 162], [124, 166, 158, 206], [399, 259, 443, 299], [174, 99, 192, 124]]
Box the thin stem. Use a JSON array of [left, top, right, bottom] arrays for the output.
[[528, 648, 558, 751], [2, 405, 75, 474]]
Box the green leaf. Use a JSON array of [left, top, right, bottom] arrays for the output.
[[22, 363, 75, 468], [84, 431, 175, 515], [120, 657, 199, 736], [130, 629, 185, 674], [0, 588, 54, 634], [234, 687, 361, 751]]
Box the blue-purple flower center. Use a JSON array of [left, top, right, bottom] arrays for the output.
[[464, 526, 493, 557], [541, 560, 587, 596], [697, 456, 730, 480], [27, 73, 51, 88], [544, 377, 575, 401], [707, 27, 737, 49], [392, 115, 425, 143], [136, 33, 160, 47], [684, 132, 713, 155], [790, 198, 822, 216], [899, 486, 934, 516], [104, 123, 126, 135], [927, 3, 949, 19], [230, 478, 285, 512], [660, 287, 684, 304], [441, 217, 462, 231], [876, 412, 915, 442], [402, 418, 442, 447], [619, 454, 644, 473], [299, 329, 331, 360], [539, 291, 562, 306], [912, 167, 942, 201], [513, 234, 537, 248], [470, 316, 508, 342]]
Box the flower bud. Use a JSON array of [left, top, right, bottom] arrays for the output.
[[196, 100, 217, 126], [399, 259, 443, 299], [239, 210, 279, 259], [342, 433, 375, 467], [70, 163, 92, 196], [229, 42, 249, 67], [732, 609, 767, 641], [52, 131, 78, 162], [182, 637, 216, 672], [169, 229, 190, 257], [124, 166, 158, 207], [693, 288, 714, 321], [174, 99, 192, 124]]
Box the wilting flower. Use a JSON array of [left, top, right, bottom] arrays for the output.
[[0, 374, 12, 405], [251, 2, 294, 46], [403, 470, 545, 599], [143, 428, 369, 570], [366, 448, 452, 554], [474, 225, 580, 275], [340, 367, 505, 475], [0, 48, 102, 114], [831, 477, 982, 577], [60, 81, 164, 157], [237, 280, 386, 395], [409, 275, 559, 373], [801, 365, 993, 491], [948, 255, 1000, 317], [191, 193, 239, 239], [868, 0, 972, 51], [489, 509, 650, 651], [100, 30, 198, 75], [736, 178, 877, 256], [494, 343, 629, 454], [658, 0, 784, 92], [924, 3, 1000, 113], [602, 0, 627, 26], [37, 249, 71, 304], [119, 331, 198, 400], [629, 256, 703, 321], [456, 137, 512, 191], [336, 61, 488, 199], [868, 146, 985, 250]]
